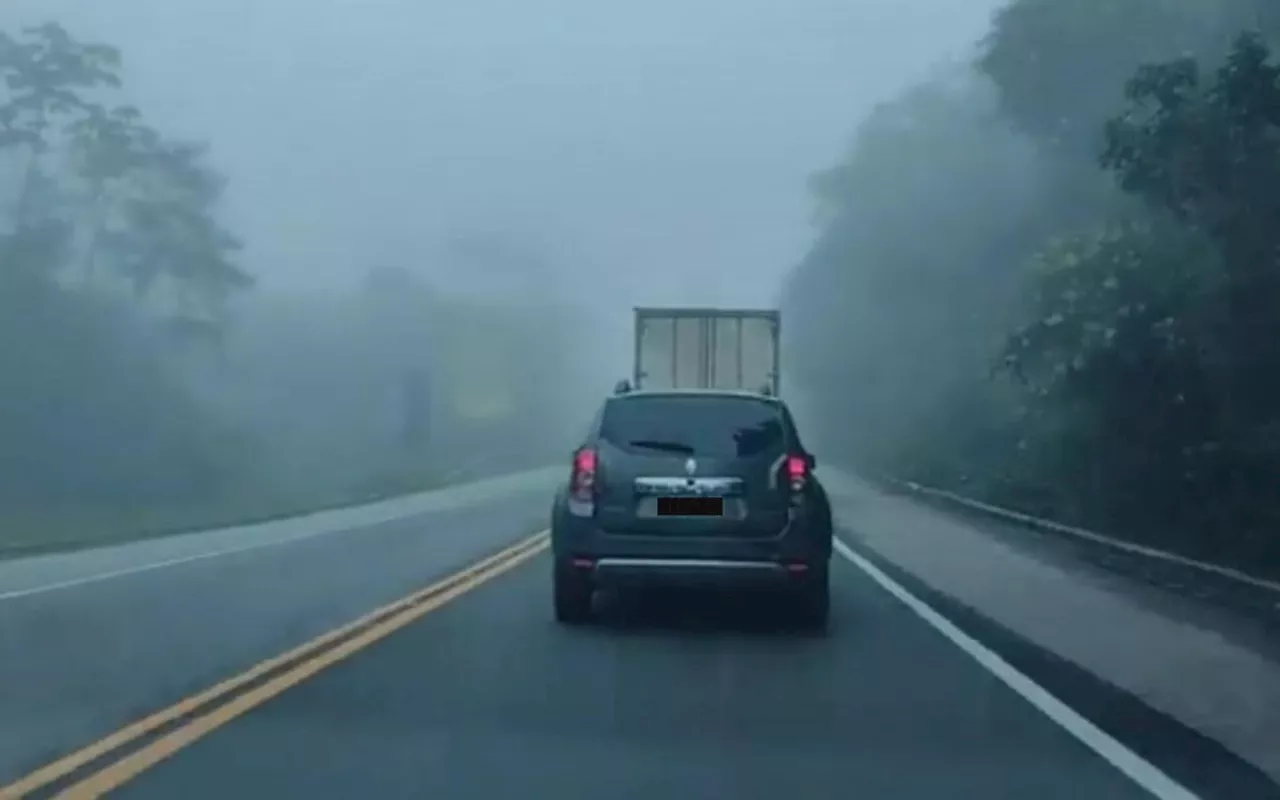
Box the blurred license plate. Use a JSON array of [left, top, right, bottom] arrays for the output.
[[657, 496, 723, 516]]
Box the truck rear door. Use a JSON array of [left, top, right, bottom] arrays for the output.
[[634, 309, 779, 393], [710, 313, 778, 393]]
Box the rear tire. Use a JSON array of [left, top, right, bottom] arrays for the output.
[[794, 566, 830, 632], [553, 562, 594, 625]]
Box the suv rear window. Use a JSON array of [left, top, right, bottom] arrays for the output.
[[599, 395, 788, 458]]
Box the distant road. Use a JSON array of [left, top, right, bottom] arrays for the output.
[[0, 465, 1237, 799]]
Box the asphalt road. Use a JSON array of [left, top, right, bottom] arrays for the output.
[[0, 467, 1231, 799], [0, 471, 558, 793]]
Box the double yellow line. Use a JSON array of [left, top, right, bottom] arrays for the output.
[[2, 531, 549, 799]]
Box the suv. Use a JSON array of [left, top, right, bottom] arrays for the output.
[[549, 388, 833, 630]]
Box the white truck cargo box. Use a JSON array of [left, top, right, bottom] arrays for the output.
[[632, 307, 780, 395]]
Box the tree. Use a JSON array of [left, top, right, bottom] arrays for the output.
[[785, 2, 1280, 566], [781, 70, 1051, 473], [999, 218, 1223, 526], [102, 137, 252, 340], [0, 23, 251, 334], [1102, 33, 1280, 432], [977, 0, 1267, 157], [0, 22, 256, 508], [999, 33, 1280, 550], [0, 22, 121, 230]]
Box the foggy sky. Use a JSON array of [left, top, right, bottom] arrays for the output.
[[4, 0, 1001, 306]]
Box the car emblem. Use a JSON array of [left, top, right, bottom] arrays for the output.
[[684, 457, 697, 475]]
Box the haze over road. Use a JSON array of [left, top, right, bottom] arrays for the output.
[[3, 0, 1279, 797], [0, 467, 1243, 800]]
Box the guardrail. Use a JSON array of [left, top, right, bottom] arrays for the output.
[[876, 475, 1280, 597]]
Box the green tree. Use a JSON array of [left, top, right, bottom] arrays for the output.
[[99, 136, 252, 341], [977, 0, 1270, 157], [781, 70, 1051, 475], [1001, 33, 1280, 556], [1102, 34, 1280, 420], [0, 22, 251, 333], [0, 23, 121, 230], [0, 22, 256, 509], [1000, 219, 1223, 528]]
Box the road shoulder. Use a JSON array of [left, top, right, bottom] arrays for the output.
[[837, 534, 1279, 800], [826, 469, 1280, 793]]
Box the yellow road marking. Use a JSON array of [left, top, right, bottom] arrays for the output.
[[1, 531, 549, 799]]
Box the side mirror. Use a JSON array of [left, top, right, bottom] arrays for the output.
[[805, 452, 817, 470]]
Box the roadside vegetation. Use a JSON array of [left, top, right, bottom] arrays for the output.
[[0, 23, 580, 554], [782, 0, 1280, 573]]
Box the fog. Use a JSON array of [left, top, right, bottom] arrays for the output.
[[777, 0, 1280, 568], [0, 0, 1005, 547], [13, 0, 1274, 569], [4, 0, 998, 296]]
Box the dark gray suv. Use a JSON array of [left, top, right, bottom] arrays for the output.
[[549, 388, 833, 630]]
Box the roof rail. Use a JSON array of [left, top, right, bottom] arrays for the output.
[[613, 379, 633, 395]]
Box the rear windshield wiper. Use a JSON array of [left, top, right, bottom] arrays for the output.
[[627, 439, 696, 454]]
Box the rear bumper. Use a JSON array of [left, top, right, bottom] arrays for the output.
[[551, 501, 831, 591], [586, 556, 803, 589]]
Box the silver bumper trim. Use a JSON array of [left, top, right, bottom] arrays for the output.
[[593, 558, 783, 571]]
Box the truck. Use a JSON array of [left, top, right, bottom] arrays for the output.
[[631, 306, 781, 395]]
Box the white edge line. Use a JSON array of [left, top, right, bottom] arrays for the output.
[[0, 466, 559, 602], [0, 528, 346, 601], [833, 537, 1202, 800]]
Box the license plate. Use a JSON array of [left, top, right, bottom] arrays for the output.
[[657, 496, 724, 516]]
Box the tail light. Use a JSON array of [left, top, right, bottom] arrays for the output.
[[570, 447, 597, 504], [785, 454, 808, 503]]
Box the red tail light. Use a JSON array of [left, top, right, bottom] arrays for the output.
[[785, 454, 808, 497], [783, 453, 803, 509], [570, 447, 597, 502]]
